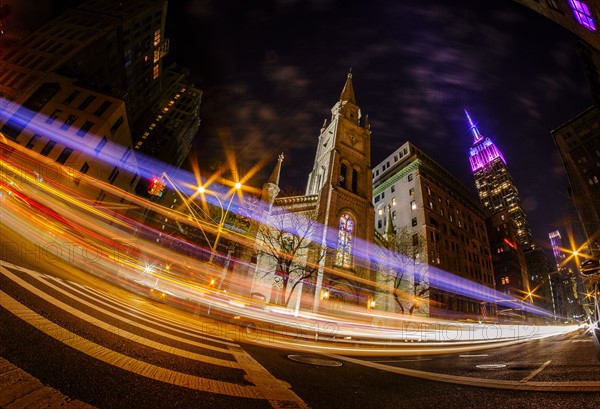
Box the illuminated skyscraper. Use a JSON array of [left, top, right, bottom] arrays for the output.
[[467, 110, 533, 251]]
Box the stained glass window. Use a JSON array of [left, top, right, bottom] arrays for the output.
[[335, 214, 354, 268], [569, 1, 596, 31]]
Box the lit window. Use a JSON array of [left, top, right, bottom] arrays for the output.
[[411, 200, 417, 210], [378, 208, 383, 216], [153, 64, 159, 79], [391, 197, 396, 206], [335, 214, 354, 268], [569, 0, 596, 31]]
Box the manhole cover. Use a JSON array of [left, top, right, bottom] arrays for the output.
[[475, 364, 507, 370], [287, 355, 343, 367]]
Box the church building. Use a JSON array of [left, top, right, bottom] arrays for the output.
[[249, 72, 375, 311]]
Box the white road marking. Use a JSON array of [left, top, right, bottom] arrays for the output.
[[327, 355, 600, 392], [521, 360, 552, 383], [0, 264, 309, 407], [371, 358, 433, 363]]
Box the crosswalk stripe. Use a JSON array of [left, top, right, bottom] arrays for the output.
[[0, 289, 306, 403], [1, 265, 238, 366]]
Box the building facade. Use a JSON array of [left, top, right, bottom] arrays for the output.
[[552, 106, 600, 256], [1, 0, 201, 212], [466, 110, 532, 302], [372, 141, 496, 319], [251, 73, 375, 311]]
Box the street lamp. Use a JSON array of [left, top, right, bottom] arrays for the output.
[[197, 182, 242, 267]]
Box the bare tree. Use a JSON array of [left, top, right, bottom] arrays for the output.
[[380, 226, 428, 314], [256, 209, 325, 306]]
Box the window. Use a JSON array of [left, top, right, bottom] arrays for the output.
[[110, 116, 124, 135], [391, 197, 396, 206], [546, 0, 563, 12], [108, 166, 119, 184], [569, 1, 596, 31], [40, 140, 56, 156], [56, 147, 73, 164], [352, 169, 358, 193], [78, 95, 96, 110], [129, 173, 139, 187], [76, 120, 94, 137], [46, 109, 62, 124], [412, 234, 419, 246], [339, 163, 347, 188], [80, 162, 90, 174], [409, 188, 414, 196], [95, 189, 106, 204], [391, 185, 395, 193], [60, 114, 77, 130], [411, 200, 417, 210], [412, 217, 418, 227], [408, 173, 413, 181], [63, 90, 80, 105], [335, 213, 354, 268], [374, 195, 380, 203], [94, 101, 112, 116], [95, 136, 108, 155], [25, 134, 41, 149]]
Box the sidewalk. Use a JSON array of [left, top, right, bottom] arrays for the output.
[[0, 357, 93, 408]]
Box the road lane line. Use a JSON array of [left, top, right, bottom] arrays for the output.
[[327, 354, 600, 392], [521, 360, 552, 383], [0, 265, 237, 366], [1, 259, 240, 347], [0, 289, 307, 403], [41, 273, 240, 348], [371, 359, 433, 363]]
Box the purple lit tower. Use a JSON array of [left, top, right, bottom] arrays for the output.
[[466, 110, 533, 251]]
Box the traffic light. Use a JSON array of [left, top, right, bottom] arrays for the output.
[[147, 177, 165, 196]]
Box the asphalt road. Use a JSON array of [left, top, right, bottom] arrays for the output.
[[2, 223, 600, 408]]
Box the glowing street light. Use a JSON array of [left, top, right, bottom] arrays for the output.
[[197, 182, 242, 267]]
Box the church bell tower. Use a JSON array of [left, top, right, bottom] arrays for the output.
[[307, 72, 375, 306]]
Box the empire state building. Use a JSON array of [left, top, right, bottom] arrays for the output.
[[466, 110, 533, 251]]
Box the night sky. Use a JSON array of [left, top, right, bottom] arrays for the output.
[[165, 0, 593, 254], [8, 0, 593, 253]]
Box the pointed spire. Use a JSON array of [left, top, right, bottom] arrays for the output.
[[465, 109, 482, 143], [339, 71, 356, 104], [321, 118, 328, 131], [267, 152, 284, 185]]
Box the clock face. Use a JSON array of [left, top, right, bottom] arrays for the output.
[[348, 132, 361, 149]]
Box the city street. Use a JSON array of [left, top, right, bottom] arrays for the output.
[[1, 223, 599, 408]]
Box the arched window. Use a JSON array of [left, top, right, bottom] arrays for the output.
[[339, 163, 347, 188], [335, 213, 354, 268], [352, 168, 358, 193]]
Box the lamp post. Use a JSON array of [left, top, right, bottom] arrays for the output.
[[198, 181, 242, 271]]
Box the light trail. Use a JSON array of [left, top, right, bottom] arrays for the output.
[[0, 121, 577, 351]]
